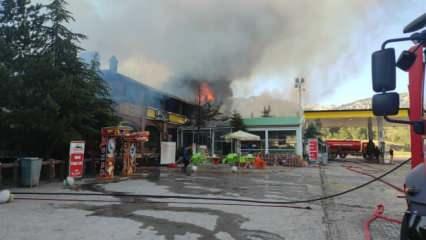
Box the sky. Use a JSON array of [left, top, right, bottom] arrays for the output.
[[37, 0, 425, 107]]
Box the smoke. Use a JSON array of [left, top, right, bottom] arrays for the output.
[[38, 0, 424, 105], [229, 92, 300, 118]]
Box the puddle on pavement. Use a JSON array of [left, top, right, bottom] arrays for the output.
[[60, 176, 287, 240], [56, 171, 292, 240]]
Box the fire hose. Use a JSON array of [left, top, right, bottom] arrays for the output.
[[364, 204, 402, 240], [344, 165, 404, 193], [11, 159, 410, 206], [342, 163, 406, 240], [13, 197, 312, 210]]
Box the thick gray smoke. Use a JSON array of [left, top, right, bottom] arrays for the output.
[[38, 0, 424, 108], [229, 93, 300, 118]]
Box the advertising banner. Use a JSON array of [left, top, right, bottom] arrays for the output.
[[69, 141, 85, 178]]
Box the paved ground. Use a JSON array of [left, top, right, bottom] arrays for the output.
[[0, 158, 409, 240]]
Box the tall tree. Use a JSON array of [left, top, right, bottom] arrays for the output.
[[0, 0, 48, 155], [192, 102, 223, 129], [0, 0, 118, 158], [230, 111, 246, 131]]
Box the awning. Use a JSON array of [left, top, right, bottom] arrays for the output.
[[224, 130, 260, 141]]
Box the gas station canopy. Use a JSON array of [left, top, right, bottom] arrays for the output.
[[304, 109, 409, 128]]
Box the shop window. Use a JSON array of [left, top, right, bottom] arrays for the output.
[[214, 128, 232, 155], [268, 130, 296, 153]]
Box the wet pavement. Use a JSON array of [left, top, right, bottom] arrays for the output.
[[0, 159, 409, 239]]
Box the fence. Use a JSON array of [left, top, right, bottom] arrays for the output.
[[257, 153, 306, 167], [0, 158, 66, 186]]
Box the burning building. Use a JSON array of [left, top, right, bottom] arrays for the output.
[[175, 79, 303, 157], [101, 57, 197, 163], [99, 56, 303, 161]]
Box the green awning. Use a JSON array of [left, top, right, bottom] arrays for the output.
[[243, 116, 301, 127]]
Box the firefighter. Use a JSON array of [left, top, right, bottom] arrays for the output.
[[389, 148, 394, 163], [366, 140, 376, 160], [374, 146, 380, 161]]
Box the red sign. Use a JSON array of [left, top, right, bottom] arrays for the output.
[[308, 138, 319, 162], [69, 141, 85, 178]]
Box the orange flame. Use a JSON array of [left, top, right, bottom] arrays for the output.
[[198, 82, 215, 104]]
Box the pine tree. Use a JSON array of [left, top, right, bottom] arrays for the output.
[[0, 0, 48, 155], [304, 123, 321, 139], [192, 102, 223, 129], [230, 111, 246, 131], [0, 0, 119, 158], [38, 0, 118, 157]]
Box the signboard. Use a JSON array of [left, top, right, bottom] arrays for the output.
[[146, 107, 157, 120], [168, 112, 188, 125], [160, 142, 176, 165], [69, 141, 85, 178], [308, 138, 319, 162]]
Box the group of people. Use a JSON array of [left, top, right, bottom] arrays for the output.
[[365, 140, 395, 162]]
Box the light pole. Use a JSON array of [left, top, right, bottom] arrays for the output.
[[294, 77, 305, 116]]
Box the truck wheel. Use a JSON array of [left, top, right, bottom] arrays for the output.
[[339, 153, 347, 159], [329, 153, 337, 160]]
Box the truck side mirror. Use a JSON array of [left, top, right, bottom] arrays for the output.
[[372, 92, 400, 116], [372, 48, 396, 92], [396, 50, 417, 71]]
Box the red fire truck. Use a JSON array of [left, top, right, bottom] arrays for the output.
[[371, 13, 425, 239], [326, 140, 373, 160]]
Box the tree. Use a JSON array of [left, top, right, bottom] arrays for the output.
[[190, 101, 224, 145], [192, 102, 223, 129], [230, 111, 246, 131], [0, 0, 49, 155], [304, 123, 321, 139], [0, 0, 119, 159]]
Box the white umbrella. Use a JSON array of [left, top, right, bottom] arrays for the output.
[[224, 130, 260, 141]]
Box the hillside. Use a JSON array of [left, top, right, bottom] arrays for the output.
[[337, 93, 409, 110]]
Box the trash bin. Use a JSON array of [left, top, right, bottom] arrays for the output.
[[20, 157, 42, 187]]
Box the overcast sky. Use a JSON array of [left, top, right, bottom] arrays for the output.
[[38, 0, 425, 106]]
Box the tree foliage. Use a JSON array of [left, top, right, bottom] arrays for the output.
[[230, 111, 246, 131], [304, 122, 321, 139], [192, 102, 223, 129], [0, 0, 118, 159]]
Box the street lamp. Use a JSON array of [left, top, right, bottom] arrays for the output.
[[294, 77, 305, 116]]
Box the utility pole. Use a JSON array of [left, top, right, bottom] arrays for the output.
[[294, 77, 305, 117], [194, 83, 201, 149]]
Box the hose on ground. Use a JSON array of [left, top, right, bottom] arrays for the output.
[[12, 159, 410, 205]]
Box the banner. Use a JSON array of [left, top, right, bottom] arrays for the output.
[[69, 141, 85, 178], [308, 138, 319, 162]]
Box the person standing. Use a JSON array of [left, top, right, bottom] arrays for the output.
[[182, 146, 192, 174], [389, 148, 394, 163]]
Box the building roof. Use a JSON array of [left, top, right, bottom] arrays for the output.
[[101, 70, 196, 106], [243, 116, 301, 127]]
